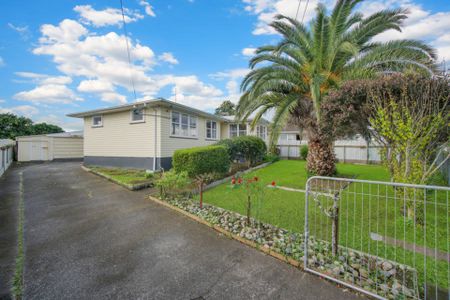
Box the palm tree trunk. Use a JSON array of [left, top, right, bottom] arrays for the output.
[[307, 137, 336, 176]]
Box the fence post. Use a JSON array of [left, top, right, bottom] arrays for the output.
[[331, 194, 339, 257], [343, 146, 346, 163]]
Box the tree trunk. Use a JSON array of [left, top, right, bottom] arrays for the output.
[[307, 137, 336, 176], [246, 195, 251, 226]]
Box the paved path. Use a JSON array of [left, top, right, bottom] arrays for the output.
[[0, 161, 364, 299]]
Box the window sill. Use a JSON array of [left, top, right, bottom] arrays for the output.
[[130, 120, 145, 124], [170, 135, 198, 140], [205, 138, 219, 141], [91, 125, 103, 128]]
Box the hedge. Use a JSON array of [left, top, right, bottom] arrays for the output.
[[216, 136, 267, 166], [172, 145, 230, 177]]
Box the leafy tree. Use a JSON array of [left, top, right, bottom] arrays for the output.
[[0, 113, 64, 139], [0, 113, 34, 139], [215, 100, 236, 116], [237, 0, 436, 175], [326, 74, 449, 222], [32, 123, 63, 135]]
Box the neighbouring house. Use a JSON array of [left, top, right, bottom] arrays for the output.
[[17, 131, 83, 162], [0, 139, 15, 177], [67, 98, 270, 171]]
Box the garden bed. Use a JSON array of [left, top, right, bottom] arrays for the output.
[[83, 165, 158, 190], [149, 195, 419, 299]]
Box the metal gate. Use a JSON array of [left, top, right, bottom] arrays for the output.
[[304, 176, 449, 300]]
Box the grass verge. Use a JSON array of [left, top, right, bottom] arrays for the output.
[[87, 166, 158, 190], [12, 171, 25, 299]]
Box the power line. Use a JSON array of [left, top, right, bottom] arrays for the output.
[[119, 0, 137, 101], [301, 0, 310, 23], [295, 0, 302, 20]]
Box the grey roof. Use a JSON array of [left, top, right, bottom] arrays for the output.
[[0, 139, 15, 148], [67, 98, 229, 122], [47, 131, 83, 138]]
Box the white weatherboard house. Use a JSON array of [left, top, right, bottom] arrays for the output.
[[68, 98, 270, 171], [0, 139, 15, 177]]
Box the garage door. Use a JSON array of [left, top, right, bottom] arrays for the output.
[[27, 141, 49, 160]]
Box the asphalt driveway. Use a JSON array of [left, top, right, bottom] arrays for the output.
[[0, 161, 363, 299]]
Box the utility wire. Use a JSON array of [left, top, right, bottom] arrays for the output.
[[119, 0, 137, 101], [301, 0, 310, 23], [295, 0, 302, 20]]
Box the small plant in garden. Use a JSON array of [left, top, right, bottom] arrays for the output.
[[230, 174, 267, 226], [155, 170, 191, 199], [194, 173, 216, 208], [300, 145, 308, 160]]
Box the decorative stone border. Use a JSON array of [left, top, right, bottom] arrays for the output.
[[82, 165, 153, 191], [148, 195, 420, 299]]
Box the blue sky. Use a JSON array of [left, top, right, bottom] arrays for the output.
[[0, 0, 449, 130]]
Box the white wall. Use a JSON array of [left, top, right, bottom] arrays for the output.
[[277, 138, 382, 163], [0, 145, 14, 177]]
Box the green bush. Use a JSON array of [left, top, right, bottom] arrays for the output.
[[300, 145, 308, 160], [172, 145, 230, 177], [155, 170, 191, 199], [216, 136, 267, 166], [264, 153, 280, 163]]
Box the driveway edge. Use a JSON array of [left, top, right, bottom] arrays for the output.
[[81, 165, 152, 191], [147, 195, 301, 269]]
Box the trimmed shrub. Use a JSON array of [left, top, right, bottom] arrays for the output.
[[300, 145, 308, 160], [217, 136, 267, 166], [155, 170, 191, 199], [172, 145, 230, 177]]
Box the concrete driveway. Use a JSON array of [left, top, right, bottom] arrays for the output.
[[0, 161, 363, 299]]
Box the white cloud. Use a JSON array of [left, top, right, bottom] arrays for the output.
[[364, 0, 450, 60], [35, 114, 83, 131], [242, 47, 257, 57], [243, 0, 323, 35], [0, 56, 4, 67], [139, 0, 156, 17], [74, 5, 143, 27], [158, 52, 179, 64], [100, 92, 127, 104], [8, 23, 31, 40], [14, 84, 82, 105], [0, 99, 4, 103], [210, 68, 250, 103], [77, 80, 115, 93], [27, 14, 231, 111], [0, 105, 39, 118], [242, 0, 450, 60]]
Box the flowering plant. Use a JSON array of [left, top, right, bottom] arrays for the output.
[[230, 174, 269, 225]]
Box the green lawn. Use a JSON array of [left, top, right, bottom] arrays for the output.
[[89, 166, 156, 185], [202, 160, 449, 290]]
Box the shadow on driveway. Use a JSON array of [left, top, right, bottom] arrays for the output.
[[0, 161, 364, 299]]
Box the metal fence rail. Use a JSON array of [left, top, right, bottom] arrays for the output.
[[304, 176, 450, 300]]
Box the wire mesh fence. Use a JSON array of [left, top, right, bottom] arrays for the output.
[[304, 176, 450, 300]]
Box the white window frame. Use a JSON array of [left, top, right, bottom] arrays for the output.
[[229, 123, 247, 137], [92, 115, 103, 127], [257, 125, 267, 140], [130, 108, 145, 123], [171, 111, 198, 138], [206, 120, 218, 140]]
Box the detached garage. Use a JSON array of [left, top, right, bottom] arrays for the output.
[[17, 131, 83, 162]]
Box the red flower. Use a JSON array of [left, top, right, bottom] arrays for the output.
[[231, 178, 236, 185], [254, 176, 259, 182], [271, 181, 276, 186], [238, 178, 243, 184]]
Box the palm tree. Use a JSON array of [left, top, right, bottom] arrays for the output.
[[237, 0, 436, 176]]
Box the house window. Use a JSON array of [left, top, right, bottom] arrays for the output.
[[131, 108, 144, 123], [229, 124, 247, 137], [206, 120, 217, 139], [257, 125, 267, 140], [92, 115, 102, 127], [171, 111, 197, 137]]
